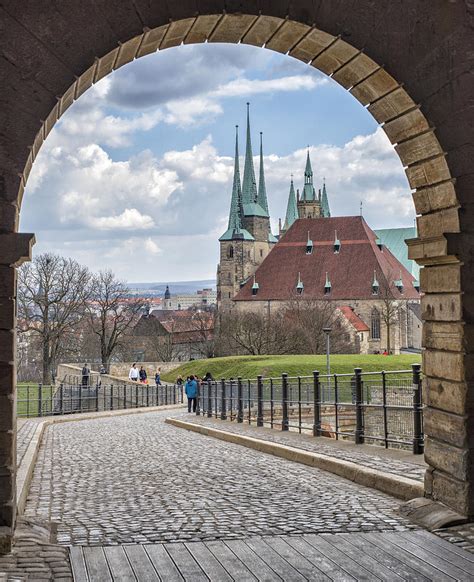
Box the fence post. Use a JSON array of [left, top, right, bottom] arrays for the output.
[[220, 379, 227, 420], [412, 363, 424, 454], [110, 384, 114, 411], [123, 385, 127, 409], [207, 380, 212, 418], [257, 375, 264, 427], [312, 371, 321, 437], [195, 380, 201, 416], [173, 384, 176, 405], [237, 377, 243, 423], [59, 383, 64, 416], [96, 383, 99, 412], [354, 368, 364, 444], [38, 383, 43, 417], [281, 373, 289, 431]]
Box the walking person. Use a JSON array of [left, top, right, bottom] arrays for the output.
[[81, 363, 90, 388], [139, 366, 147, 384], [129, 363, 139, 382], [185, 375, 198, 413], [155, 367, 162, 386]]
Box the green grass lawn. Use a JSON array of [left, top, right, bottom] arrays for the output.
[[17, 384, 55, 417], [162, 354, 421, 383]]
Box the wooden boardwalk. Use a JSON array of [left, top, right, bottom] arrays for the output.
[[70, 530, 474, 581]]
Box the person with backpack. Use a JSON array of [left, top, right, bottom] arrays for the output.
[[185, 375, 198, 413]]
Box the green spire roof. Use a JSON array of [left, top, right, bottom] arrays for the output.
[[321, 180, 331, 217], [283, 177, 298, 231], [257, 132, 269, 214], [302, 149, 315, 201], [242, 103, 258, 207], [220, 125, 254, 242]]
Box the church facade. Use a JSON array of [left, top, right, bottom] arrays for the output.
[[216, 107, 421, 354]]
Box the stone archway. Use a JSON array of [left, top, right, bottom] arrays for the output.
[[1, 2, 472, 552]]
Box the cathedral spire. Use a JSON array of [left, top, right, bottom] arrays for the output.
[[283, 176, 298, 231], [227, 125, 242, 233], [321, 179, 331, 217], [242, 102, 258, 206], [303, 148, 315, 201], [257, 132, 269, 215]]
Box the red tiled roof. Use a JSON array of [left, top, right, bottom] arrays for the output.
[[338, 306, 370, 332], [234, 216, 420, 301]]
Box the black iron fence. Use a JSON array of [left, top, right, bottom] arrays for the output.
[[17, 380, 184, 418], [196, 365, 424, 454]]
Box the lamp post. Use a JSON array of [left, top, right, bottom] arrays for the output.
[[322, 326, 332, 400]]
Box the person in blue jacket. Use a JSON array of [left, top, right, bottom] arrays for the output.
[[185, 375, 198, 413]]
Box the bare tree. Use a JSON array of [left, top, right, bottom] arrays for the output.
[[377, 272, 400, 354], [188, 310, 216, 358], [17, 253, 92, 384], [88, 270, 145, 372]]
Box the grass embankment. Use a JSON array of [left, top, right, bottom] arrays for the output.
[[162, 354, 421, 382], [17, 384, 55, 417]]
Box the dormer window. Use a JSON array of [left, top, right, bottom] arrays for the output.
[[251, 276, 259, 296], [334, 231, 341, 254], [296, 272, 304, 295], [394, 271, 404, 294], [372, 270, 380, 295], [324, 272, 332, 295], [413, 280, 420, 292], [376, 238, 383, 251], [306, 231, 313, 255]]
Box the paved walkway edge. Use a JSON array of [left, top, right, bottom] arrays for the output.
[[16, 405, 185, 515], [166, 418, 425, 502]]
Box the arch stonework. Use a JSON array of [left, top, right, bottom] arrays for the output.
[[0, 1, 472, 551]]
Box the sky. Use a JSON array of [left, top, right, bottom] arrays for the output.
[[21, 43, 415, 283]]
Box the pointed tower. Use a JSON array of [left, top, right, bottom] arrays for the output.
[[219, 126, 253, 242], [297, 149, 326, 219], [257, 132, 269, 215], [242, 103, 259, 208], [281, 177, 298, 235], [321, 180, 331, 217]]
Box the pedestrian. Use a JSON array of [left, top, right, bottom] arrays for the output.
[[203, 371, 213, 382], [155, 367, 162, 386], [176, 375, 183, 386], [129, 363, 139, 382], [185, 374, 198, 413], [81, 363, 90, 388], [139, 366, 147, 383]]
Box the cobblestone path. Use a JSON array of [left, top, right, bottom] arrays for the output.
[[186, 414, 426, 482], [24, 410, 417, 547]]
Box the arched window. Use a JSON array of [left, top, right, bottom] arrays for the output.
[[227, 245, 234, 259], [371, 308, 381, 340]]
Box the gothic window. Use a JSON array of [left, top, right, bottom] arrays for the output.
[[260, 249, 263, 258], [371, 308, 381, 339], [227, 245, 234, 259]]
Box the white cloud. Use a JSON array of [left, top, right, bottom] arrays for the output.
[[92, 209, 155, 230], [213, 75, 325, 98]]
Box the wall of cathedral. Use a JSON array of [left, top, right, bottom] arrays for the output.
[[231, 297, 422, 354]]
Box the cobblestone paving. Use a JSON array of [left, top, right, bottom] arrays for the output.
[[188, 413, 426, 481], [24, 409, 417, 547], [434, 523, 474, 554], [0, 518, 72, 581]]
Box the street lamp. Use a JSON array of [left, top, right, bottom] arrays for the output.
[[322, 327, 332, 400]]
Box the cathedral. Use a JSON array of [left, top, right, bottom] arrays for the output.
[[216, 106, 422, 354]]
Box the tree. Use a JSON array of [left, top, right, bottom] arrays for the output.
[[377, 272, 400, 354], [17, 253, 92, 384], [88, 270, 145, 372]]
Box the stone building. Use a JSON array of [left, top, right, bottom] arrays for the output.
[[132, 310, 214, 362], [233, 216, 421, 354], [217, 105, 277, 311]]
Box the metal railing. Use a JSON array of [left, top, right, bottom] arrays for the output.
[[17, 380, 184, 418], [196, 365, 424, 454]]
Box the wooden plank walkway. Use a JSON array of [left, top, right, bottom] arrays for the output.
[[70, 531, 474, 581]]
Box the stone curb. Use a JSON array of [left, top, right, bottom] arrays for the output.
[[166, 418, 424, 502], [16, 404, 185, 514]]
